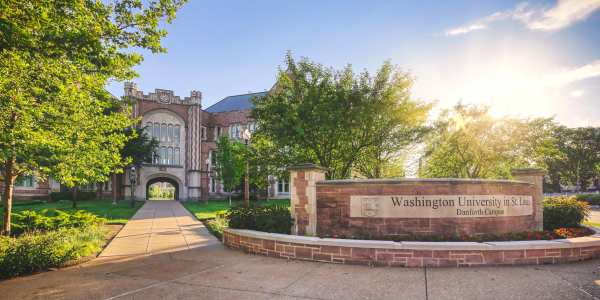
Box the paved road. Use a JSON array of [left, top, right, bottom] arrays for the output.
[[100, 201, 224, 257]]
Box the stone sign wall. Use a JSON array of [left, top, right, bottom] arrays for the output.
[[350, 195, 533, 218], [288, 165, 545, 237]]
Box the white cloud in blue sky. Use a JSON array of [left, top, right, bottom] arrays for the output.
[[442, 0, 600, 36]]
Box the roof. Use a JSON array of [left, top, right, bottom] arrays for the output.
[[205, 92, 267, 113]]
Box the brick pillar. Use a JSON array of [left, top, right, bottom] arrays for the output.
[[512, 168, 547, 231], [288, 164, 329, 236]]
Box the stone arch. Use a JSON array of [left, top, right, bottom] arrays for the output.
[[142, 108, 187, 127], [145, 173, 183, 200]]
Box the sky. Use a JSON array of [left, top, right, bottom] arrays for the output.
[[106, 0, 600, 127]]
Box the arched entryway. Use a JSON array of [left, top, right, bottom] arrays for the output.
[[146, 177, 180, 200]]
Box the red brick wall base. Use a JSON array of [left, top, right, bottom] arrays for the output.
[[222, 231, 600, 267]]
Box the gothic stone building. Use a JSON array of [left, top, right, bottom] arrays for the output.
[[3, 82, 290, 201]]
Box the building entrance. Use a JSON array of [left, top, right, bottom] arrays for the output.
[[146, 177, 179, 200]]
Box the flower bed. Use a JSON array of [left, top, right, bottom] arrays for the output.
[[317, 227, 595, 243]]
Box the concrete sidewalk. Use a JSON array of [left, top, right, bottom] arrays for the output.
[[0, 248, 598, 299], [100, 201, 224, 257]]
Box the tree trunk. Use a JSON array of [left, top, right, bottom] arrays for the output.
[[73, 183, 78, 208], [228, 193, 231, 206], [1, 156, 16, 236], [112, 168, 117, 205]]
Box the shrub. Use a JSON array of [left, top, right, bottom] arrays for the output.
[[49, 191, 96, 203], [573, 194, 600, 205], [11, 209, 106, 236], [0, 225, 110, 279], [205, 214, 229, 241], [543, 197, 590, 230], [222, 203, 293, 234]]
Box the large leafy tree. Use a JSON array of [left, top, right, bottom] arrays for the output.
[[250, 52, 434, 179], [212, 134, 245, 205], [542, 126, 600, 192], [0, 0, 186, 235], [420, 101, 554, 179]]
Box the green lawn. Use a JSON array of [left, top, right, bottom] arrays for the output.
[[1, 199, 145, 225], [584, 222, 600, 227], [181, 199, 290, 220]]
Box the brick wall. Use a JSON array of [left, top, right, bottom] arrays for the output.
[[223, 230, 600, 267], [315, 184, 537, 237]]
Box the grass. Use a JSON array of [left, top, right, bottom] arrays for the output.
[[583, 222, 600, 227], [181, 199, 291, 220], [1, 199, 145, 225]]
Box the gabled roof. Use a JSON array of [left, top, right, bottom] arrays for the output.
[[205, 92, 267, 113]]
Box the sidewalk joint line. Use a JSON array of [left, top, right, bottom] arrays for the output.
[[549, 270, 598, 300], [269, 263, 324, 299], [424, 267, 429, 300]]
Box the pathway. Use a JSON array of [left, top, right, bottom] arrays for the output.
[[589, 210, 600, 224], [0, 248, 598, 299], [100, 200, 224, 257]]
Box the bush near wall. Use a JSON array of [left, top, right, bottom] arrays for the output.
[[573, 194, 600, 205], [221, 203, 293, 234], [543, 197, 590, 230], [49, 191, 96, 202], [231, 194, 260, 202]]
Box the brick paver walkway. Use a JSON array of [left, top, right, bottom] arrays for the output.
[[100, 201, 224, 257]]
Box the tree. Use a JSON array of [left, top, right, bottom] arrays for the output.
[[420, 101, 554, 179], [0, 0, 186, 236], [212, 134, 245, 205], [148, 186, 155, 198], [249, 52, 434, 179], [542, 126, 600, 192]]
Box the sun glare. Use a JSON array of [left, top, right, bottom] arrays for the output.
[[451, 73, 550, 119]]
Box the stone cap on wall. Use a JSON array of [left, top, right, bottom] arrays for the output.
[[511, 168, 547, 176], [287, 163, 329, 172], [315, 178, 536, 187]]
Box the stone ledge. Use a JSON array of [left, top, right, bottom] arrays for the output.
[[315, 178, 535, 187], [222, 227, 600, 251]]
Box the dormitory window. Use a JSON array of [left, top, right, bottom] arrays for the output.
[[215, 126, 221, 139], [248, 122, 256, 133], [174, 148, 180, 165], [147, 122, 181, 164], [146, 123, 153, 137], [201, 127, 206, 140], [160, 124, 167, 142], [167, 147, 173, 165], [168, 125, 173, 142], [210, 178, 216, 193], [153, 123, 160, 139], [14, 175, 33, 187], [161, 147, 166, 164], [277, 180, 289, 194]]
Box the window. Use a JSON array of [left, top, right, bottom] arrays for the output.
[[210, 178, 216, 193], [81, 182, 95, 190], [174, 148, 180, 165], [154, 147, 160, 164], [154, 122, 160, 139], [174, 125, 180, 143], [104, 180, 110, 191], [160, 124, 167, 142], [161, 147, 166, 164], [147, 123, 153, 137], [201, 127, 206, 140], [248, 122, 255, 133], [167, 147, 173, 165], [14, 175, 33, 187], [231, 124, 241, 139], [215, 126, 221, 139], [168, 125, 173, 142], [277, 180, 289, 194]]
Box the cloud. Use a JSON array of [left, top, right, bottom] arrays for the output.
[[570, 90, 584, 97], [441, 0, 600, 36], [539, 60, 600, 86]]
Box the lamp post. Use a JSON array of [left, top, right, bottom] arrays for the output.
[[242, 129, 252, 205], [205, 158, 211, 204], [130, 165, 136, 208]]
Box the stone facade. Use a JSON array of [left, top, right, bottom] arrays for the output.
[[2, 82, 289, 201], [223, 228, 600, 267]]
